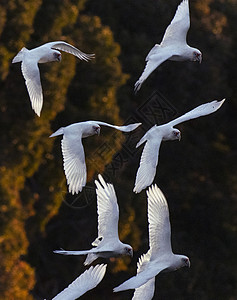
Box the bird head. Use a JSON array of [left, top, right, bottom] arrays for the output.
[[170, 129, 181, 141], [93, 125, 101, 136], [192, 50, 202, 63], [53, 51, 62, 62], [181, 256, 191, 268], [123, 245, 133, 257]]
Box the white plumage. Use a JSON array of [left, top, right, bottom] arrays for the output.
[[134, 0, 202, 92], [50, 121, 141, 194], [52, 264, 106, 300], [132, 250, 155, 300], [114, 185, 190, 293], [54, 175, 133, 265], [133, 99, 225, 193], [12, 41, 94, 116]]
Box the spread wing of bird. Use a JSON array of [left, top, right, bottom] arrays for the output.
[[21, 57, 43, 116], [147, 185, 172, 259], [132, 251, 155, 300], [61, 129, 87, 195], [114, 261, 166, 292], [49, 41, 95, 61], [52, 264, 107, 300], [133, 129, 162, 193], [94, 121, 142, 132], [162, 0, 190, 46], [134, 47, 172, 93], [168, 99, 225, 127], [94, 175, 119, 243], [114, 186, 172, 293]]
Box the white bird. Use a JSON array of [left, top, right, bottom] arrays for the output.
[[54, 174, 133, 265], [131, 250, 155, 300], [52, 264, 107, 300], [50, 121, 141, 195], [133, 99, 225, 193], [114, 185, 190, 293], [12, 41, 94, 116], [134, 0, 202, 92]]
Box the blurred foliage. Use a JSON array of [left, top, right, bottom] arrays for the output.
[[0, 0, 236, 299]]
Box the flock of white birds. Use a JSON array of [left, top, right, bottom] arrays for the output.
[[12, 0, 225, 299]]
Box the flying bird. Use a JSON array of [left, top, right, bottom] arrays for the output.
[[52, 264, 107, 300], [133, 99, 225, 193], [12, 41, 94, 116], [131, 250, 155, 300], [114, 185, 190, 293], [134, 0, 202, 92], [54, 174, 133, 265], [50, 121, 141, 194]]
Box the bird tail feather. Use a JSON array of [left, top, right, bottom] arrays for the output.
[[84, 253, 98, 266], [12, 47, 29, 63], [49, 127, 64, 137]]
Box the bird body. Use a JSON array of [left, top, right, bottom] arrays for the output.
[[12, 41, 94, 116], [133, 99, 225, 193], [54, 175, 133, 265], [114, 185, 190, 293], [50, 121, 141, 194], [134, 0, 202, 92]]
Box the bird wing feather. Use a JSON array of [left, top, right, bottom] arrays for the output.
[[147, 185, 172, 259], [133, 134, 162, 193], [94, 175, 119, 242], [50, 41, 95, 61], [95, 121, 142, 132], [114, 262, 166, 292], [162, 0, 190, 46], [132, 251, 155, 300], [134, 49, 172, 93], [52, 264, 106, 300], [21, 58, 43, 116], [61, 130, 87, 195], [168, 99, 225, 127]]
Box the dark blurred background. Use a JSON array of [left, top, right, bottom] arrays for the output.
[[0, 0, 236, 299]]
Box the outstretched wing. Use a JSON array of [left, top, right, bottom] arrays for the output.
[[162, 0, 190, 46], [147, 185, 172, 259], [95, 121, 142, 132], [61, 130, 87, 195], [168, 99, 225, 127], [21, 58, 43, 116], [54, 248, 95, 256], [133, 134, 162, 194], [50, 41, 95, 61], [94, 175, 119, 241], [114, 262, 165, 292], [132, 251, 155, 300], [52, 264, 107, 300], [134, 47, 172, 93]]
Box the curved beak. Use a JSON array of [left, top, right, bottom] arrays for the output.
[[57, 54, 62, 62], [198, 54, 202, 64], [96, 127, 100, 136]]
